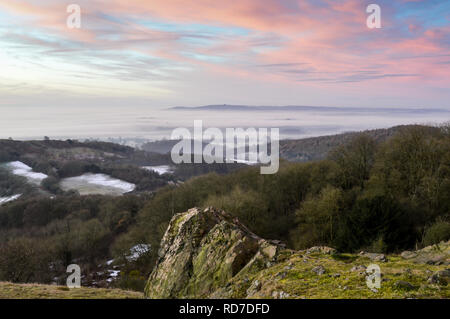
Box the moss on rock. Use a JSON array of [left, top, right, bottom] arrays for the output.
[[145, 207, 283, 298], [145, 207, 450, 299]]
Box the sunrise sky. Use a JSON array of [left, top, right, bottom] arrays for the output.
[[0, 0, 449, 109]]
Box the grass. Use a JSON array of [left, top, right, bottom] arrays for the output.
[[0, 282, 143, 299], [239, 251, 449, 299]]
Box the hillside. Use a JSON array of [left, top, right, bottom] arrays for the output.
[[0, 207, 447, 299], [279, 125, 440, 162], [141, 125, 442, 163], [0, 138, 170, 169], [0, 139, 245, 199], [0, 125, 448, 297], [145, 207, 449, 299]]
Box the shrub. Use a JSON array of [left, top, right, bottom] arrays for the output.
[[289, 186, 342, 249], [116, 270, 147, 292], [423, 220, 450, 246]]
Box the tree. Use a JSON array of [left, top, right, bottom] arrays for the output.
[[0, 238, 53, 283], [329, 134, 376, 189], [290, 186, 342, 249], [368, 126, 448, 211]]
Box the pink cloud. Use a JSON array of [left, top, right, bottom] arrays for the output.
[[0, 0, 448, 89]]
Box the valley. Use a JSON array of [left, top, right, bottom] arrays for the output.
[[0, 124, 449, 298]]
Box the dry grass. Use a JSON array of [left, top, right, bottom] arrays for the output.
[[0, 282, 143, 299]]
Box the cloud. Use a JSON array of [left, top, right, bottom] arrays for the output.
[[0, 0, 448, 107]]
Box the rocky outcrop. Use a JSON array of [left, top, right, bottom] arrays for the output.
[[401, 241, 450, 265], [144, 207, 285, 298], [145, 207, 450, 299]]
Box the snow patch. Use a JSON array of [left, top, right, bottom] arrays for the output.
[[142, 165, 173, 175], [0, 194, 22, 205], [126, 244, 151, 262], [60, 173, 135, 195], [108, 270, 120, 277], [106, 269, 121, 282], [5, 161, 48, 184]]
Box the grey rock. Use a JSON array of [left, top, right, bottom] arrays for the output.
[[146, 207, 283, 298], [361, 252, 387, 262], [276, 271, 287, 279], [401, 251, 417, 259], [272, 290, 290, 299], [394, 280, 415, 290], [350, 265, 367, 273], [246, 279, 262, 296], [428, 269, 450, 285], [312, 265, 326, 275], [306, 246, 337, 255]]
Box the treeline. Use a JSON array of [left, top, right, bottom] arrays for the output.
[[0, 170, 36, 197], [0, 194, 150, 285]]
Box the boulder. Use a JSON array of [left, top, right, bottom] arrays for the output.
[[428, 269, 450, 285], [144, 207, 283, 298], [306, 246, 337, 255], [360, 252, 388, 262], [394, 280, 415, 291], [350, 265, 367, 272], [400, 251, 417, 259]]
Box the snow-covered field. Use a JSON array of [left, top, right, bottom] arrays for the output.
[[0, 194, 22, 205], [4, 161, 48, 185], [142, 165, 173, 175], [60, 173, 135, 196]]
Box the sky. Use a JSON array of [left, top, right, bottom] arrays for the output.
[[0, 1, 449, 140]]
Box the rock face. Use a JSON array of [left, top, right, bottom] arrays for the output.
[[144, 207, 283, 298], [144, 207, 450, 299]]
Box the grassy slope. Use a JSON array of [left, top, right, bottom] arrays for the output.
[[0, 282, 143, 299], [219, 243, 450, 299], [245, 253, 449, 299], [1, 252, 448, 299], [1, 245, 448, 299]]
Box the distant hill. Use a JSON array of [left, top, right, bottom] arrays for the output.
[[142, 139, 213, 155], [169, 104, 448, 114], [0, 139, 169, 166], [279, 125, 441, 162], [142, 139, 183, 154], [142, 125, 441, 163]]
